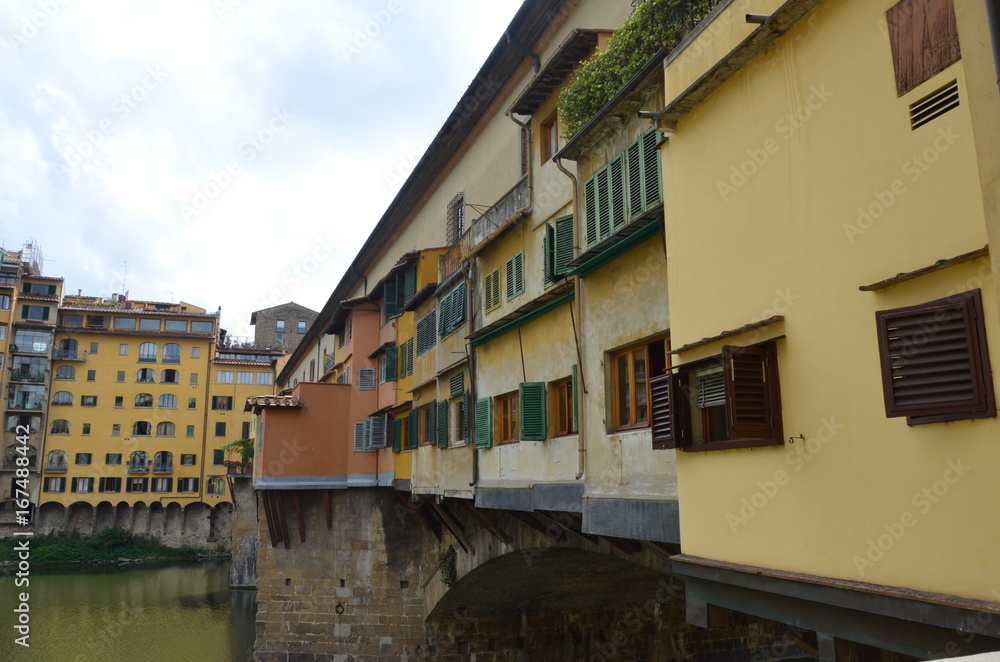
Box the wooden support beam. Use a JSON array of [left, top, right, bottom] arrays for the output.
[[324, 490, 332, 530], [261, 491, 278, 548], [294, 491, 306, 543], [428, 498, 475, 554], [538, 510, 599, 545], [277, 491, 291, 550], [394, 491, 441, 542], [459, 500, 513, 546], [507, 510, 565, 543], [600, 535, 643, 555]]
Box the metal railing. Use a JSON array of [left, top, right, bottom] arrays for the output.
[[469, 176, 529, 252], [225, 461, 253, 476]]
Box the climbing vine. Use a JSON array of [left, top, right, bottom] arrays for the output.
[[437, 546, 457, 588], [558, 0, 719, 140]]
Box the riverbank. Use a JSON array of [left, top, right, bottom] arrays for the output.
[[0, 526, 228, 566]]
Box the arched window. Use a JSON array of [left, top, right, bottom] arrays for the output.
[[158, 394, 177, 409], [6, 415, 40, 432], [46, 449, 66, 471], [155, 422, 175, 437], [129, 451, 149, 472], [55, 365, 75, 380], [132, 421, 151, 436], [137, 368, 156, 383], [57, 338, 78, 359], [138, 342, 158, 363], [163, 343, 181, 364], [153, 451, 173, 472], [4, 444, 36, 468], [135, 393, 153, 408], [160, 369, 179, 384], [49, 419, 70, 434], [52, 391, 72, 405]]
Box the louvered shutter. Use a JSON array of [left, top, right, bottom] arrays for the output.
[[475, 397, 493, 449], [584, 174, 598, 247], [609, 154, 627, 232], [451, 282, 466, 330], [402, 266, 416, 304], [71, 477, 78, 492], [384, 279, 398, 317], [518, 382, 546, 441], [449, 372, 464, 398], [505, 256, 515, 300], [408, 409, 418, 448], [543, 224, 554, 287], [595, 166, 611, 241], [571, 364, 579, 433], [384, 345, 398, 382], [723, 346, 775, 440], [164, 478, 173, 492], [427, 401, 436, 446], [99, 477, 106, 492], [651, 371, 680, 449], [353, 421, 367, 452], [463, 390, 472, 443], [437, 400, 448, 448], [696, 366, 726, 408], [369, 415, 387, 449], [140, 478, 149, 492], [491, 271, 500, 309], [554, 215, 574, 275], [358, 368, 376, 391], [641, 130, 663, 211], [626, 137, 644, 220], [876, 291, 992, 417], [439, 293, 449, 336], [391, 418, 402, 453]]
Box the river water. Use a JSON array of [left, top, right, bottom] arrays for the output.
[[0, 560, 256, 661]]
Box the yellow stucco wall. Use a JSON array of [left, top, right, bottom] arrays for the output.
[[664, 0, 1000, 601]]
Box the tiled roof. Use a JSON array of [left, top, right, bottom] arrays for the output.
[[212, 358, 274, 366], [58, 304, 216, 318]]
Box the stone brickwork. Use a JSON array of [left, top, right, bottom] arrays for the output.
[[251, 303, 319, 354], [231, 477, 259, 587]]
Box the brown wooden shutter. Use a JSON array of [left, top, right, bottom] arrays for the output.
[[876, 290, 994, 418], [723, 345, 775, 440], [887, 0, 961, 96], [650, 371, 682, 449]]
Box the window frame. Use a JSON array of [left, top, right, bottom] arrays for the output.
[[495, 391, 519, 445], [611, 337, 668, 433]]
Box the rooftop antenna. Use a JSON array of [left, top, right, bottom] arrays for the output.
[[121, 260, 127, 295]]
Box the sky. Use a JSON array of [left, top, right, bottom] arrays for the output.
[[0, 0, 525, 340]]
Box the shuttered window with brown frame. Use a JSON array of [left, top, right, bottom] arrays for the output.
[[650, 341, 783, 451], [875, 289, 995, 424], [886, 0, 961, 96]]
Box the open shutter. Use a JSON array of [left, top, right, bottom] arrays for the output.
[[391, 417, 402, 453], [543, 224, 555, 287], [626, 137, 644, 220], [554, 216, 574, 275], [584, 174, 598, 247], [595, 166, 611, 242], [641, 130, 663, 211], [427, 401, 436, 446], [353, 421, 367, 452], [723, 345, 775, 440], [453, 282, 466, 328], [437, 400, 448, 448], [384, 279, 398, 317], [650, 371, 681, 449], [71, 477, 78, 492], [475, 397, 493, 449], [518, 382, 547, 441], [369, 415, 387, 449], [439, 293, 449, 336], [358, 368, 376, 391], [608, 153, 627, 232], [505, 256, 515, 300], [99, 477, 106, 492], [164, 478, 173, 492], [402, 266, 416, 304], [408, 409, 418, 449], [141, 478, 149, 492], [384, 345, 398, 382], [571, 364, 579, 433], [464, 390, 471, 443]]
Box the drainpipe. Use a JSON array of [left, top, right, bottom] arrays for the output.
[[507, 112, 534, 218], [988, 0, 1000, 89], [554, 156, 587, 481], [465, 259, 480, 487]]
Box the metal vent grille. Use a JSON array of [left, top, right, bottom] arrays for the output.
[[910, 80, 959, 130]]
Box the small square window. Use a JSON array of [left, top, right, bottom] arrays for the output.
[[190, 373, 199, 385], [297, 320, 307, 333], [180, 454, 196, 465], [89, 342, 98, 354], [117, 371, 125, 382], [186, 425, 195, 437], [81, 395, 97, 407], [82, 423, 91, 435], [87, 370, 96, 381], [215, 422, 226, 437], [106, 453, 122, 465], [112, 424, 121, 436], [119, 344, 128, 355], [192, 347, 200, 359], [188, 398, 197, 409], [75, 453, 91, 465], [114, 396, 123, 408]]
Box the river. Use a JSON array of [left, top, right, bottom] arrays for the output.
[[0, 560, 256, 661]]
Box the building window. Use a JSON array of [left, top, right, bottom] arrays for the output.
[[496, 392, 519, 445], [89, 342, 98, 354], [52, 391, 72, 406], [651, 341, 782, 451], [135, 393, 153, 408], [100, 477, 122, 493], [213, 449, 225, 465], [165, 319, 187, 332], [190, 373, 199, 385], [119, 343, 128, 355], [551, 372, 578, 437], [72, 477, 94, 493], [241, 421, 250, 438], [178, 477, 198, 493], [438, 282, 467, 337], [612, 337, 668, 432], [212, 396, 233, 411], [138, 342, 158, 362], [875, 290, 995, 424], [160, 369, 179, 383], [453, 395, 469, 445], [127, 477, 148, 493], [21, 305, 50, 321], [139, 318, 161, 331], [106, 453, 122, 465], [0, 325, 6, 340], [82, 423, 91, 435], [191, 321, 213, 333], [419, 404, 434, 447], [297, 320, 307, 333], [111, 424, 121, 437], [117, 371, 125, 382], [114, 317, 136, 330], [163, 343, 181, 363], [0, 295, 9, 310], [191, 346, 200, 358], [129, 451, 149, 472], [75, 453, 91, 465], [137, 368, 156, 383], [132, 421, 152, 436], [446, 192, 465, 245], [156, 422, 175, 437], [207, 477, 225, 495], [216, 371, 234, 384], [80, 395, 97, 407], [186, 425, 195, 437], [153, 451, 173, 472], [44, 477, 65, 493], [215, 422, 226, 437], [541, 111, 558, 162], [188, 398, 197, 409], [180, 454, 196, 466], [158, 394, 177, 408], [484, 269, 502, 312], [237, 371, 253, 385], [416, 310, 437, 355], [257, 372, 273, 385], [55, 366, 75, 380], [399, 339, 414, 377], [276, 320, 285, 334], [50, 419, 69, 434]]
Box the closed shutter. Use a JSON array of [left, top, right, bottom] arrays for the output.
[[437, 400, 448, 448], [71, 477, 78, 492], [427, 401, 436, 446], [408, 409, 418, 448], [439, 292, 449, 336], [506, 252, 524, 299], [449, 372, 464, 398], [99, 477, 106, 492], [384, 279, 398, 317], [584, 173, 598, 247], [358, 368, 376, 391], [595, 167, 611, 241], [519, 382, 546, 441], [353, 421, 367, 452], [554, 215, 574, 276], [402, 266, 416, 304], [369, 415, 387, 450], [609, 153, 627, 232], [723, 345, 775, 440], [452, 282, 466, 329], [887, 0, 961, 96], [505, 256, 515, 300], [650, 372, 680, 449], [571, 364, 579, 433], [626, 137, 644, 220], [384, 345, 398, 382], [641, 130, 663, 210], [474, 397, 493, 449], [391, 417, 402, 453]]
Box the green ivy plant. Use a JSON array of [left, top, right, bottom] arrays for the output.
[[220, 437, 254, 462], [437, 546, 457, 588], [558, 0, 718, 140]]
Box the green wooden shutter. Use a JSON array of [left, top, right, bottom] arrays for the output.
[[452, 282, 466, 329], [609, 153, 627, 232], [464, 390, 471, 443], [402, 266, 416, 304], [141, 478, 149, 492], [391, 418, 402, 453], [627, 136, 645, 220], [71, 477, 78, 492], [475, 397, 493, 449], [427, 401, 436, 446], [641, 129, 663, 211], [99, 477, 106, 492], [407, 409, 418, 449], [437, 400, 448, 448], [584, 175, 598, 247], [571, 364, 579, 433], [191, 478, 199, 492], [595, 166, 611, 242], [449, 372, 464, 398], [519, 382, 547, 441], [555, 215, 574, 276], [384, 279, 398, 316], [384, 345, 398, 382], [164, 478, 173, 492], [505, 256, 515, 300], [543, 224, 555, 287], [21, 283, 30, 293], [48, 284, 56, 295], [514, 253, 524, 296]]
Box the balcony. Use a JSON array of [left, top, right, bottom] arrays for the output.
[[52, 349, 86, 361], [225, 460, 253, 476], [2, 458, 36, 471], [9, 343, 50, 356], [469, 176, 529, 253], [9, 371, 46, 383], [6, 401, 43, 412], [44, 462, 66, 473], [440, 230, 472, 282], [152, 463, 173, 474], [127, 464, 149, 474]]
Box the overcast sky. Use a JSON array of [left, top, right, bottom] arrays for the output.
[[0, 0, 524, 339]]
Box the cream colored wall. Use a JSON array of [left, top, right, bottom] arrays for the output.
[[665, 0, 999, 601]]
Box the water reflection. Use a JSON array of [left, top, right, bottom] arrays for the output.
[[0, 560, 255, 661]]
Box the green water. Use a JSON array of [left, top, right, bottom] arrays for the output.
[[0, 560, 256, 661]]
